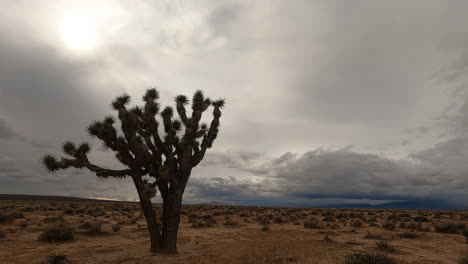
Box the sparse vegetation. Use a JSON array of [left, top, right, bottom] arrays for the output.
[[343, 251, 396, 264], [38, 222, 75, 242], [63, 208, 74, 215], [351, 220, 363, 228], [434, 221, 465, 234], [376, 240, 396, 253], [303, 218, 320, 229], [382, 221, 396, 231], [458, 251, 468, 264], [399, 232, 417, 239], [0, 199, 466, 263], [243, 247, 303, 264], [42, 254, 71, 264], [224, 219, 239, 226], [79, 221, 102, 234], [112, 224, 120, 232], [0, 211, 24, 223]]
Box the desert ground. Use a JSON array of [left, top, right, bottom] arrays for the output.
[[0, 199, 467, 264]]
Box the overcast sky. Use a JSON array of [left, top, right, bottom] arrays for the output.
[[1, 0, 468, 208]]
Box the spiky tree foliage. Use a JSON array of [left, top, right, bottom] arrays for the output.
[[42, 89, 224, 254]]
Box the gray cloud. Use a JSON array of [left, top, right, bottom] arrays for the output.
[[0, 119, 15, 139], [0, 1, 468, 207], [194, 146, 468, 207], [0, 118, 48, 148]]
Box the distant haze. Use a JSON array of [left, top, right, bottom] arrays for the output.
[[1, 1, 468, 209]]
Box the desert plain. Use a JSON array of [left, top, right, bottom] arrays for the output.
[[0, 198, 467, 264]]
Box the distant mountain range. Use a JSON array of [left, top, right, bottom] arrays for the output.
[[0, 194, 465, 210], [0, 194, 110, 202], [316, 200, 466, 211]]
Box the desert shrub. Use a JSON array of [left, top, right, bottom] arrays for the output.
[[349, 212, 358, 218], [19, 220, 28, 228], [63, 208, 74, 215], [192, 220, 206, 228], [413, 216, 429, 222], [399, 232, 417, 239], [323, 215, 336, 222], [273, 215, 287, 223], [112, 224, 120, 232], [376, 240, 396, 253], [304, 218, 320, 229], [336, 212, 348, 219], [463, 228, 468, 243], [0, 230, 5, 239], [85, 207, 95, 215], [343, 251, 396, 264], [434, 221, 465, 234], [224, 219, 239, 226], [43, 214, 64, 223], [8, 211, 24, 219], [38, 222, 75, 242], [0, 211, 24, 223], [386, 214, 399, 221], [458, 251, 468, 264], [0, 213, 12, 223], [399, 221, 421, 230], [22, 206, 35, 212], [351, 220, 363, 228], [42, 254, 71, 264], [188, 213, 199, 223], [79, 221, 102, 234], [382, 221, 395, 231], [202, 215, 217, 227], [243, 248, 302, 264], [239, 213, 249, 217], [364, 232, 383, 240], [261, 225, 270, 232], [193, 215, 217, 228], [257, 216, 270, 225]]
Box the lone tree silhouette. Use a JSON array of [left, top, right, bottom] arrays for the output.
[[42, 88, 224, 254]]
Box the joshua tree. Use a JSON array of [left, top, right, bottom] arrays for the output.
[[42, 89, 224, 254]]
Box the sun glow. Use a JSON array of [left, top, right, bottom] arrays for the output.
[[59, 12, 97, 51]]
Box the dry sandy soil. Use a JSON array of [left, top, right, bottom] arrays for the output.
[[0, 199, 467, 264]]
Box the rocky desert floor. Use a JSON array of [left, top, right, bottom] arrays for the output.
[[0, 199, 467, 264]]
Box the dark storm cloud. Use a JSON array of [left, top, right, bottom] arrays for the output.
[[199, 145, 468, 207]]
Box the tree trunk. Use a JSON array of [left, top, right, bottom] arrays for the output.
[[132, 176, 162, 253], [161, 192, 182, 254]]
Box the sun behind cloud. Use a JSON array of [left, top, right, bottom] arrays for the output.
[[59, 11, 97, 51]]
